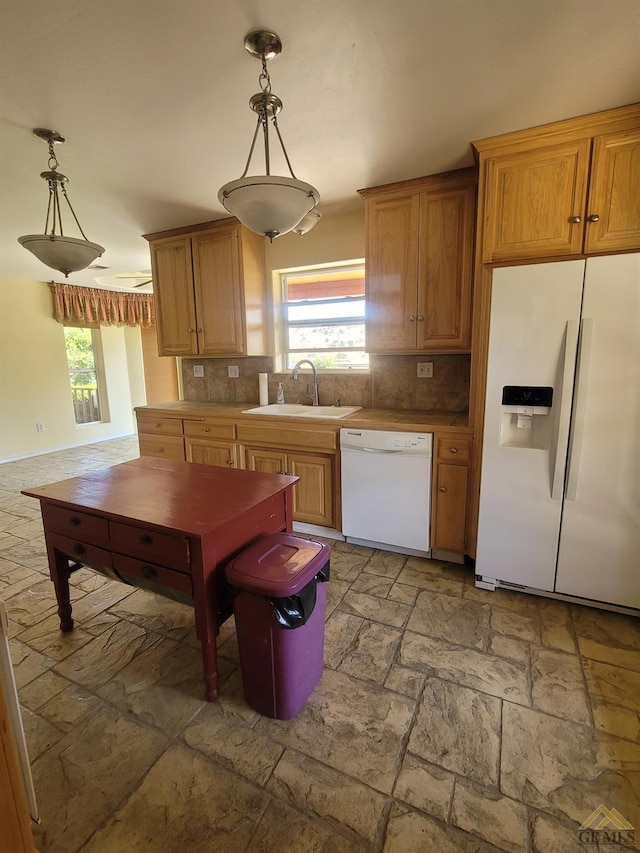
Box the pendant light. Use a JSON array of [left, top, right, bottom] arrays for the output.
[[218, 30, 320, 242], [18, 129, 104, 277]]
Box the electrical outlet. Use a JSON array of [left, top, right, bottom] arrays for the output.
[[417, 362, 433, 378], [193, 364, 204, 378], [36, 422, 45, 432], [228, 365, 240, 378]]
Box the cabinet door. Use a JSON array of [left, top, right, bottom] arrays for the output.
[[243, 446, 287, 475], [365, 194, 420, 352], [482, 139, 591, 262], [585, 128, 640, 254], [192, 227, 245, 356], [288, 452, 334, 527], [432, 462, 468, 553], [185, 437, 238, 468], [150, 236, 198, 356], [418, 185, 475, 350]]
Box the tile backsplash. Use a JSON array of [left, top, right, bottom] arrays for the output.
[[181, 354, 470, 412]]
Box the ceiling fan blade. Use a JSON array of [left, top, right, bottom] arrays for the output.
[[134, 280, 152, 288]]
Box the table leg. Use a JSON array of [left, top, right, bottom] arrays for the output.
[[49, 547, 74, 632], [200, 638, 219, 702]]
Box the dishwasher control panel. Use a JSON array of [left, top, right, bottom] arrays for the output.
[[340, 429, 432, 457]]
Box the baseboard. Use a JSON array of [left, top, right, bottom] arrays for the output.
[[0, 432, 136, 465]]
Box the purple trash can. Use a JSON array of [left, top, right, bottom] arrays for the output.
[[226, 533, 330, 720]]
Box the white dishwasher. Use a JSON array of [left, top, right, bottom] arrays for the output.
[[340, 428, 432, 556]]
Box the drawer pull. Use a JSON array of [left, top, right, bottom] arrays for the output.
[[156, 447, 164, 453], [72, 543, 86, 555], [155, 422, 161, 429], [141, 565, 158, 579], [569, 215, 582, 224], [139, 535, 154, 546], [449, 447, 458, 454], [439, 487, 447, 493], [69, 516, 81, 526], [587, 213, 600, 223], [204, 427, 211, 433]]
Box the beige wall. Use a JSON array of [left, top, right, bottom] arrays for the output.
[[0, 278, 144, 462], [265, 208, 365, 273]]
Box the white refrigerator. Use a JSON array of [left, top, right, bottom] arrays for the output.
[[476, 253, 640, 611]]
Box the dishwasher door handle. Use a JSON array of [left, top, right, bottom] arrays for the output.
[[358, 447, 402, 454]]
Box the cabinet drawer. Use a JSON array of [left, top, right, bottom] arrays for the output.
[[436, 436, 470, 463], [110, 521, 190, 571], [137, 416, 184, 436], [113, 553, 192, 597], [237, 423, 338, 451], [42, 505, 109, 545], [184, 420, 236, 440], [48, 533, 113, 570], [138, 434, 185, 461]]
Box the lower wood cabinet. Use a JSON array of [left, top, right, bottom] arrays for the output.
[[138, 433, 185, 461], [431, 433, 470, 554], [244, 446, 335, 528], [185, 438, 238, 468]]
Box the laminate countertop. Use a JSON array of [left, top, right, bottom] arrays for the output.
[[135, 401, 471, 434]]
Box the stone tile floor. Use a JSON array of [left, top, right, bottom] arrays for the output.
[[1, 436, 639, 852]]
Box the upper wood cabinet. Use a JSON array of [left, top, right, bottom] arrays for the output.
[[144, 219, 268, 357], [359, 168, 476, 353], [474, 104, 640, 263]]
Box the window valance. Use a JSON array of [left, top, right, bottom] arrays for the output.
[[49, 283, 155, 328]]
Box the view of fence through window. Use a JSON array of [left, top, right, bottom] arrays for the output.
[[282, 264, 368, 370], [63, 327, 102, 424]]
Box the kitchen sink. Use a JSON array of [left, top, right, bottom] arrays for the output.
[[242, 404, 362, 419]]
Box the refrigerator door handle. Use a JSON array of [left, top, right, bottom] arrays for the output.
[[551, 320, 579, 500], [565, 318, 593, 501]]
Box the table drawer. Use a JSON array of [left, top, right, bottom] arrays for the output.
[[110, 521, 190, 571], [49, 533, 113, 570], [436, 436, 471, 463], [137, 416, 184, 436], [112, 553, 192, 597], [42, 505, 109, 545], [138, 434, 185, 461], [184, 420, 236, 440]]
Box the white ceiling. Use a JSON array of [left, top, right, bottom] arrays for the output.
[[2, 0, 639, 290]]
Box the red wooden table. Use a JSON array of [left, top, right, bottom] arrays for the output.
[[23, 457, 297, 701]]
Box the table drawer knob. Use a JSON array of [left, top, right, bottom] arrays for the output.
[[139, 534, 154, 546], [141, 565, 158, 579], [69, 516, 81, 526], [72, 543, 86, 555], [449, 447, 458, 454]]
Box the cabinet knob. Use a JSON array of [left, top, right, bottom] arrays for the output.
[[228, 460, 235, 466], [408, 315, 416, 322], [156, 447, 164, 453], [587, 214, 600, 223], [449, 447, 458, 454], [72, 543, 86, 555], [187, 328, 195, 333], [439, 487, 447, 493], [69, 516, 81, 526], [196, 327, 203, 333], [139, 534, 154, 546], [141, 565, 158, 579], [417, 314, 424, 321], [204, 427, 211, 433], [569, 215, 582, 224]]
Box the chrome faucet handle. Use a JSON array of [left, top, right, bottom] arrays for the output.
[[335, 398, 341, 407]]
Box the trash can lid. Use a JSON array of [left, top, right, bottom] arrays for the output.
[[226, 533, 330, 596]]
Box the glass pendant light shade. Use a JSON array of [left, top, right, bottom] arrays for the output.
[[219, 176, 319, 241], [293, 209, 321, 236], [18, 234, 104, 277]]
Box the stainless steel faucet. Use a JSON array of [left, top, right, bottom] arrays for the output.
[[292, 359, 319, 406]]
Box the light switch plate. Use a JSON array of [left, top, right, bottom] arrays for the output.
[[417, 362, 433, 378], [228, 365, 240, 378], [193, 365, 204, 378]]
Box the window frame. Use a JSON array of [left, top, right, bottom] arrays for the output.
[[278, 260, 368, 373]]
